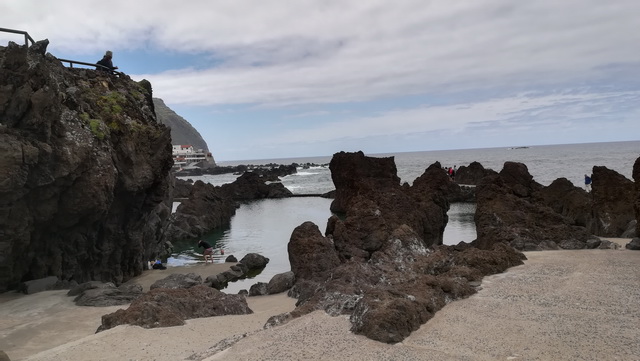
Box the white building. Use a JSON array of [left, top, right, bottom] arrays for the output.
[[172, 145, 212, 168]]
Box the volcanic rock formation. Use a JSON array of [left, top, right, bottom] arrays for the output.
[[0, 40, 173, 291], [165, 172, 292, 242], [635, 157, 640, 236], [283, 152, 525, 343], [474, 162, 606, 250], [591, 165, 636, 237], [164, 180, 237, 241], [454, 161, 498, 185]]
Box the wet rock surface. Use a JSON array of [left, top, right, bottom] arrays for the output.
[[238, 253, 270, 270], [204, 253, 270, 290]]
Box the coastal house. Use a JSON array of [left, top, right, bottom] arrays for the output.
[[172, 145, 212, 169]]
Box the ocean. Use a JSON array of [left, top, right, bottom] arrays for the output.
[[171, 141, 639, 293]]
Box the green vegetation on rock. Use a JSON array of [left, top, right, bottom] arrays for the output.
[[99, 92, 125, 115], [89, 118, 106, 140]]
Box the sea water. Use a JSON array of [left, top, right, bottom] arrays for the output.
[[172, 141, 639, 293]]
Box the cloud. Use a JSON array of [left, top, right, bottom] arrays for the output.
[[3, 1, 639, 161], [3, 0, 639, 108], [262, 90, 640, 145]]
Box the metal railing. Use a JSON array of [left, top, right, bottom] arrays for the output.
[[1, 27, 122, 75], [57, 58, 122, 75], [0, 27, 35, 46]]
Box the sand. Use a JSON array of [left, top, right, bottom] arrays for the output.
[[1, 245, 639, 361]]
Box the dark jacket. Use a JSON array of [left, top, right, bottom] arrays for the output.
[[96, 56, 115, 71]]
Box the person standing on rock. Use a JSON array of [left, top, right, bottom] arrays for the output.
[[584, 174, 592, 192], [198, 240, 214, 263], [96, 50, 118, 72]]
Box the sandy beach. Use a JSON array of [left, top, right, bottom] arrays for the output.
[[1, 243, 639, 361]]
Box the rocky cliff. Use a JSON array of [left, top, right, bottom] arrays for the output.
[[153, 98, 210, 156], [635, 157, 640, 236], [0, 40, 173, 291]]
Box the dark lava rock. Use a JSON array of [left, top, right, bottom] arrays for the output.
[[221, 172, 292, 200], [537, 177, 593, 229], [621, 220, 637, 238], [329, 151, 400, 214], [455, 161, 498, 185], [166, 171, 293, 242], [591, 166, 636, 237], [204, 256, 267, 290], [165, 180, 237, 240], [74, 283, 143, 306], [474, 162, 596, 250], [267, 271, 295, 294], [288, 222, 525, 343], [0, 41, 173, 291], [219, 269, 245, 282], [150, 273, 202, 290], [329, 153, 451, 256], [173, 178, 193, 198], [289, 222, 341, 280], [225, 255, 238, 263], [17, 276, 58, 294], [97, 285, 252, 332], [634, 157, 640, 236], [249, 282, 268, 296], [239, 253, 270, 270], [0, 350, 10, 361], [205, 275, 227, 290], [284, 152, 525, 344], [626, 238, 640, 250], [412, 163, 475, 203]]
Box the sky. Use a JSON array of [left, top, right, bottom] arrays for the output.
[[2, 1, 639, 162]]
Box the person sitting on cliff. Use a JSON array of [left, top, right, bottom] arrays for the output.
[[198, 240, 214, 263], [96, 50, 118, 73]]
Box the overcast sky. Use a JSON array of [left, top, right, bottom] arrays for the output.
[[2, 1, 639, 161]]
